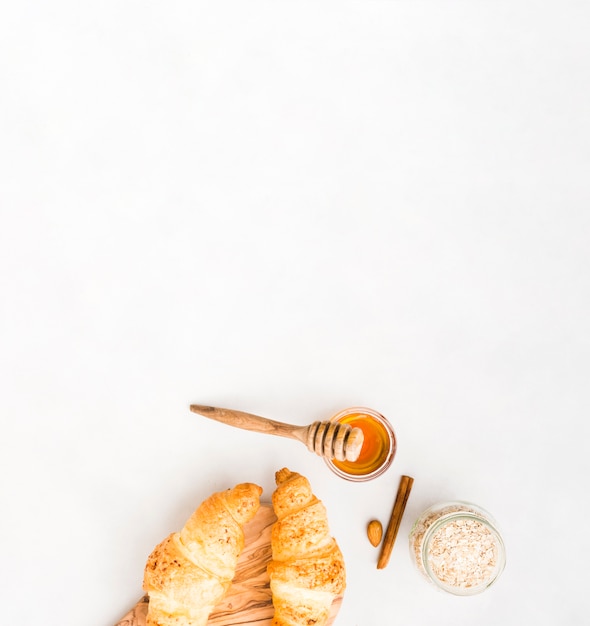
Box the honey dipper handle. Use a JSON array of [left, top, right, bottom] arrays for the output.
[[190, 405, 305, 441]]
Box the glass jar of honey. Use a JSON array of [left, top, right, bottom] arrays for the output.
[[324, 407, 396, 481]]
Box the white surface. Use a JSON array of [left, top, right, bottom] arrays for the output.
[[1, 2, 589, 625]]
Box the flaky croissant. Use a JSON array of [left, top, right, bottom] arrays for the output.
[[267, 468, 346, 626], [143, 482, 262, 626]]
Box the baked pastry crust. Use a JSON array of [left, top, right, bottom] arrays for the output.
[[268, 468, 345, 626], [143, 482, 262, 626]]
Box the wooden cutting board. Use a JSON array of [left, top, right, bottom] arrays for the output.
[[115, 504, 343, 625]]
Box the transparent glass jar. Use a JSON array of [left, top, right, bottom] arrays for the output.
[[323, 407, 396, 482], [409, 501, 506, 595]]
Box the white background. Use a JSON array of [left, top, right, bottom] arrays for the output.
[[1, 2, 589, 625]]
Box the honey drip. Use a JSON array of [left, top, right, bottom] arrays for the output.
[[331, 412, 391, 476]]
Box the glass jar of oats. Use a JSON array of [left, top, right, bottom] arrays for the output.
[[409, 501, 506, 596]]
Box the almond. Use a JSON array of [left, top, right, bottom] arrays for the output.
[[367, 519, 383, 547]]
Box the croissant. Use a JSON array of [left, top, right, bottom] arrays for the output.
[[267, 468, 346, 626], [143, 482, 262, 626]]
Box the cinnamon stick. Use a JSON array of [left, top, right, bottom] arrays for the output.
[[376, 474, 414, 569]]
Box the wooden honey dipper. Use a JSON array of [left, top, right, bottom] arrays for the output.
[[190, 404, 365, 462]]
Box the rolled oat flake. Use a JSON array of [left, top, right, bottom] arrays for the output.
[[409, 502, 506, 595]]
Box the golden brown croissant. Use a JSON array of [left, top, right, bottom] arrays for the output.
[[267, 468, 346, 626], [143, 482, 262, 626]]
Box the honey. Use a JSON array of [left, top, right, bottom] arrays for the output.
[[325, 407, 396, 481]]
